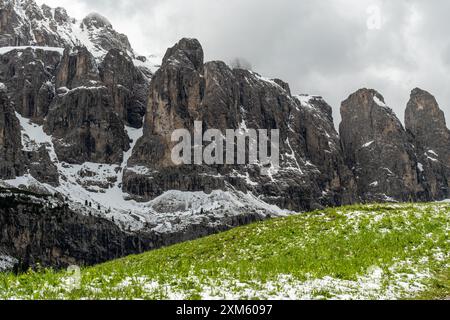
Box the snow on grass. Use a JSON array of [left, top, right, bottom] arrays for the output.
[[0, 203, 448, 300]]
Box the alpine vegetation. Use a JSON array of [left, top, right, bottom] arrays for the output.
[[0, 203, 448, 300]]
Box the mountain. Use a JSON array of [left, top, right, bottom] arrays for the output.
[[125, 38, 355, 211], [1, 0, 450, 270], [340, 89, 424, 202], [405, 88, 450, 199], [0, 0, 132, 58]]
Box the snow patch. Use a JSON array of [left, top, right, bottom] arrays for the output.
[[295, 94, 315, 110], [7, 114, 292, 232], [251, 72, 283, 90], [373, 96, 388, 108], [0, 46, 64, 55], [427, 150, 438, 157], [418, 163, 424, 172], [133, 55, 161, 75], [284, 138, 304, 175], [15, 112, 57, 162]]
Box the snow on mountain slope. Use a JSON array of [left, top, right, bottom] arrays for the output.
[[0, 2, 293, 236], [0, 0, 162, 66], [4, 113, 290, 233], [0, 46, 64, 54], [133, 55, 162, 76]]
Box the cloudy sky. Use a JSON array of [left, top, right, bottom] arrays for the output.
[[36, 0, 450, 126]]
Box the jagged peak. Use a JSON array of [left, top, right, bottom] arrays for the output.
[[406, 88, 445, 127], [0, 0, 72, 25], [352, 87, 383, 99], [82, 12, 113, 29], [162, 38, 204, 70], [407, 88, 440, 110], [343, 88, 390, 110], [272, 78, 291, 95], [410, 87, 436, 99], [54, 7, 71, 24]]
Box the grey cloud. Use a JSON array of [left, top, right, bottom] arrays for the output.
[[39, 0, 450, 126]]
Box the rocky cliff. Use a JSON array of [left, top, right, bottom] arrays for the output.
[[0, 85, 24, 178], [126, 38, 355, 211], [0, 188, 266, 270], [339, 89, 424, 202], [1, 0, 450, 270], [0, 47, 61, 121], [405, 88, 450, 199]]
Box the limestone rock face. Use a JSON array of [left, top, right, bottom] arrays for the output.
[[24, 145, 59, 186], [295, 95, 356, 205], [44, 86, 130, 164], [0, 80, 58, 185], [0, 0, 39, 46], [405, 88, 450, 199], [42, 46, 149, 165], [340, 88, 423, 202], [126, 38, 354, 211], [130, 38, 206, 169], [0, 1, 151, 170], [0, 47, 60, 121], [55, 47, 100, 89], [0, 86, 24, 178], [99, 48, 148, 128]]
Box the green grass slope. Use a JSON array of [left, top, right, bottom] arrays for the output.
[[1, 203, 449, 300]]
